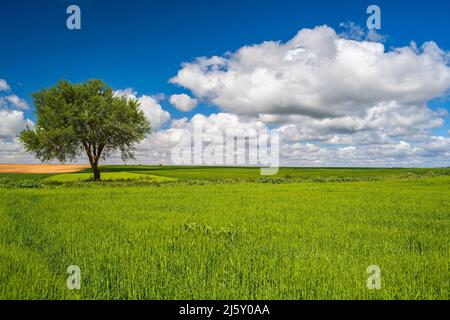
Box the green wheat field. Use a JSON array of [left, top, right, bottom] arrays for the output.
[[0, 166, 449, 300]]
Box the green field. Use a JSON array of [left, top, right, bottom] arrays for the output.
[[0, 166, 449, 299]]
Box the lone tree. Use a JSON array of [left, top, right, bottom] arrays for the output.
[[19, 80, 151, 181]]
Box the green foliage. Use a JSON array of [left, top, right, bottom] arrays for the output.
[[0, 178, 13, 188], [0, 177, 43, 188], [44, 172, 175, 183], [0, 173, 54, 182], [19, 80, 152, 180], [257, 177, 295, 184]]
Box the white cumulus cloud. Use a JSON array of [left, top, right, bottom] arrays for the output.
[[0, 83, 33, 145], [171, 25, 450, 119], [1, 95, 29, 110], [0, 109, 33, 139], [114, 89, 171, 130], [0, 79, 10, 92], [169, 93, 198, 112]]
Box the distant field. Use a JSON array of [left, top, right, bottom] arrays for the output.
[[89, 165, 450, 181], [0, 166, 449, 299], [2, 164, 449, 181]]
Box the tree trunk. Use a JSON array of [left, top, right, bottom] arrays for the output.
[[91, 162, 101, 181]]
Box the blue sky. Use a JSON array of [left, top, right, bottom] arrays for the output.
[[1, 0, 450, 166], [1, 0, 449, 120]]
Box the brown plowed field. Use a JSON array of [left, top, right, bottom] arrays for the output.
[[0, 164, 90, 174]]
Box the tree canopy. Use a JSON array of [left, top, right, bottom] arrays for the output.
[[19, 79, 152, 180]]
